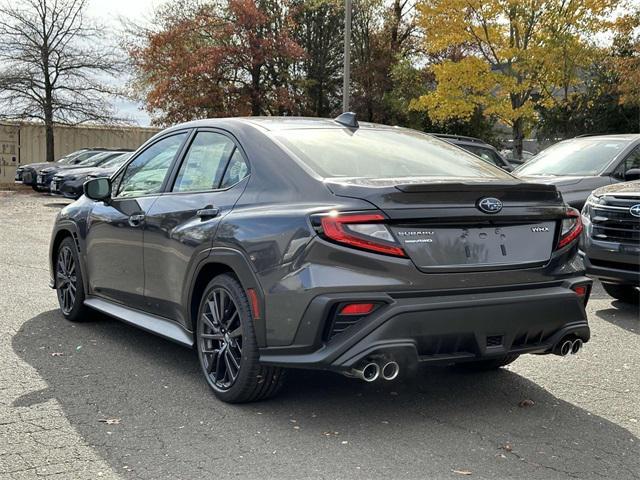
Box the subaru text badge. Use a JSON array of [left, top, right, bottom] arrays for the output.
[[477, 197, 503, 214]]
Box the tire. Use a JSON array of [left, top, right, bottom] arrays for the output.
[[195, 274, 285, 403], [454, 354, 520, 372], [55, 237, 89, 321], [602, 282, 639, 304]]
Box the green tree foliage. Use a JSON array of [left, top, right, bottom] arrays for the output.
[[290, 0, 344, 116], [128, 0, 637, 144]]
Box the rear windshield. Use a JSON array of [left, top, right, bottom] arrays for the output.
[[269, 128, 511, 179]]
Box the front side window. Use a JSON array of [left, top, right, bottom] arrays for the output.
[[173, 132, 235, 192], [116, 133, 187, 198], [614, 146, 640, 179], [516, 138, 629, 176], [269, 128, 510, 179]]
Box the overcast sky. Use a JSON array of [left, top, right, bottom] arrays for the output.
[[87, 0, 640, 127], [87, 0, 161, 126]]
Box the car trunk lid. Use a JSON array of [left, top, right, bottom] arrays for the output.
[[325, 177, 564, 272]]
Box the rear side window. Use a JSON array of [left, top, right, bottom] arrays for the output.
[[269, 128, 510, 179], [461, 145, 504, 167], [173, 132, 235, 192], [220, 149, 249, 188]]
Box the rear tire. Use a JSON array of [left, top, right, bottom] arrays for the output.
[[55, 237, 89, 322], [454, 354, 520, 372], [602, 282, 639, 304], [195, 274, 285, 403]]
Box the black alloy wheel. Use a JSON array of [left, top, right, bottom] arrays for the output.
[[196, 274, 285, 403], [55, 237, 88, 321], [56, 244, 77, 315], [198, 286, 244, 390]]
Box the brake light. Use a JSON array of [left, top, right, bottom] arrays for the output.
[[573, 285, 588, 297], [340, 303, 376, 315], [320, 213, 407, 257], [556, 207, 583, 249]]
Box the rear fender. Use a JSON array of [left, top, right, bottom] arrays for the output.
[[186, 247, 267, 347]]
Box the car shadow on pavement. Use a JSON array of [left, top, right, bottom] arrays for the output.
[[595, 302, 639, 335], [12, 310, 640, 480], [43, 201, 71, 208]]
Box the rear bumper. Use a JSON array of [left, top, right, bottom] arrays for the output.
[[259, 277, 592, 371]]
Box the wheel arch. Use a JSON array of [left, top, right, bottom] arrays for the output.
[[187, 248, 267, 347], [49, 222, 86, 293]]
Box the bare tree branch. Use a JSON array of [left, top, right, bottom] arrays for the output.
[[0, 0, 128, 160]]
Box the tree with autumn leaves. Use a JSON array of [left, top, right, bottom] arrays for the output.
[[129, 0, 639, 152], [411, 0, 622, 157], [129, 0, 305, 120], [129, 0, 419, 125]]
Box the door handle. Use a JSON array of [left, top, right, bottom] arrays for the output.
[[128, 213, 145, 227], [196, 206, 220, 219]]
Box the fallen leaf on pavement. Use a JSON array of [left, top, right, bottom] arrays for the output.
[[98, 418, 121, 425], [518, 399, 535, 408]]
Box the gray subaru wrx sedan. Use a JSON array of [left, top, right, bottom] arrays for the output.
[[49, 114, 591, 403]]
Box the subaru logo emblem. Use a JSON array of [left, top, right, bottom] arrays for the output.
[[477, 197, 503, 214], [630, 204, 640, 218]]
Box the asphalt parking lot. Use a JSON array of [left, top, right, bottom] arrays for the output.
[[0, 189, 638, 480]]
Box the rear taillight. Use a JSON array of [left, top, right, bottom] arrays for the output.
[[319, 212, 406, 257], [340, 303, 376, 315], [556, 207, 583, 249], [571, 283, 591, 305]]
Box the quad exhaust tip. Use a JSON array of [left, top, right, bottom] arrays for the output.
[[381, 361, 400, 381], [356, 362, 380, 382], [560, 340, 573, 356], [571, 339, 583, 355], [555, 337, 583, 356], [348, 359, 401, 382]]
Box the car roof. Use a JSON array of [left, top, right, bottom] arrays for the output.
[[161, 116, 399, 133], [430, 133, 498, 150], [571, 134, 640, 142]]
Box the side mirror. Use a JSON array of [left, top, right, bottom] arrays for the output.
[[624, 168, 640, 181], [84, 177, 111, 201]]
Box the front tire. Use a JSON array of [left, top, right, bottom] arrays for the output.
[[602, 282, 639, 304], [195, 274, 285, 403], [55, 237, 89, 321]]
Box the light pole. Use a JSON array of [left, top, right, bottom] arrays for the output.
[[343, 0, 351, 112]]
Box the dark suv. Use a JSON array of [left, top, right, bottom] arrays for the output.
[[432, 134, 513, 171], [49, 115, 591, 403], [581, 181, 640, 303]]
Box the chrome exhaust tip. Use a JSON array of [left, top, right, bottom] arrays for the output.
[[381, 361, 400, 381], [559, 340, 573, 356], [351, 362, 380, 382], [571, 339, 583, 355]]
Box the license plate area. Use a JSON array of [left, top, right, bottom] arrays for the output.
[[392, 222, 556, 271]]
